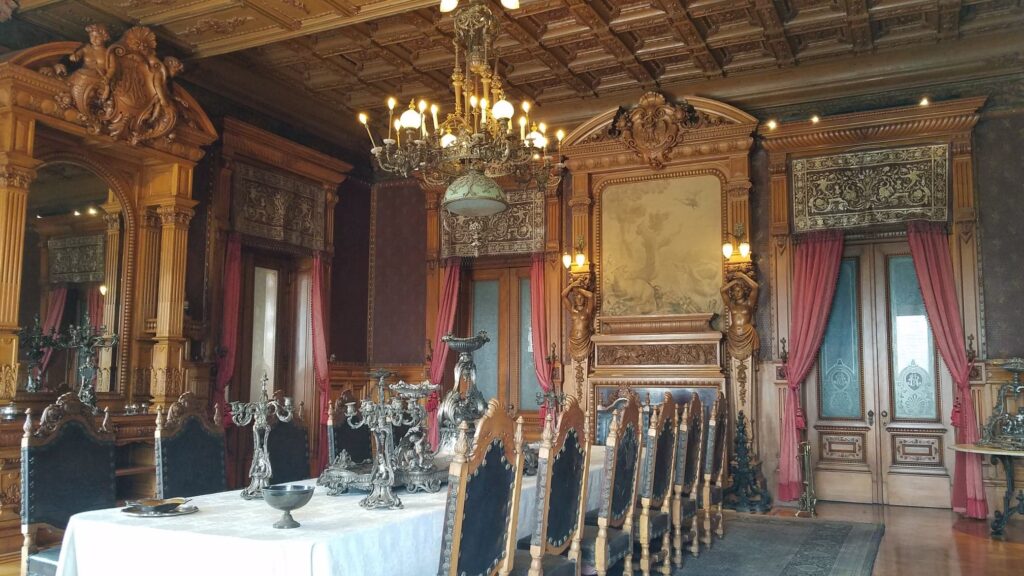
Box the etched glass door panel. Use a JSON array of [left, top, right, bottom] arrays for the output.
[[819, 258, 862, 420], [887, 255, 938, 421], [471, 279, 500, 401], [518, 277, 541, 411]]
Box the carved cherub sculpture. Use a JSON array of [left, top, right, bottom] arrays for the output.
[[63, 24, 114, 126]]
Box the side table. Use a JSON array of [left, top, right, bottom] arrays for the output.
[[952, 443, 1024, 537]]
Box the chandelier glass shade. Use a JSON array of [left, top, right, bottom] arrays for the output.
[[358, 0, 563, 217]]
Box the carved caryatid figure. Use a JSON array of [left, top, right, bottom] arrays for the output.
[[55, 25, 184, 145], [721, 270, 759, 361], [562, 275, 595, 362]]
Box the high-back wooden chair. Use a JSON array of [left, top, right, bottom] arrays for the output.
[[267, 397, 310, 484], [437, 399, 526, 576], [699, 391, 728, 547], [155, 391, 227, 498], [515, 399, 589, 576], [327, 392, 372, 465], [21, 393, 116, 576], [634, 393, 677, 576], [579, 392, 642, 576], [670, 394, 703, 566], [594, 395, 628, 446]]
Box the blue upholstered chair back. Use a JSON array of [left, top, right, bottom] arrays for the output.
[[644, 396, 677, 507], [21, 395, 116, 530], [268, 417, 310, 484], [438, 400, 524, 576], [595, 397, 628, 445], [529, 400, 587, 557], [155, 392, 226, 498], [595, 393, 641, 530], [674, 395, 703, 495], [704, 393, 727, 481]]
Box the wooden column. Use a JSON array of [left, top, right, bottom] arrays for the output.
[[0, 112, 38, 402], [423, 183, 443, 365], [97, 205, 122, 393], [150, 187, 197, 407]]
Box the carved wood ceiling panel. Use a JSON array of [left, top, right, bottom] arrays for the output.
[[11, 0, 1023, 151]]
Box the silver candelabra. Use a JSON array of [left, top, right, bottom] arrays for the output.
[[230, 375, 294, 500], [344, 370, 422, 510]]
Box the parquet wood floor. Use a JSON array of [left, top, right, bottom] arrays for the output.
[[772, 502, 1024, 576]]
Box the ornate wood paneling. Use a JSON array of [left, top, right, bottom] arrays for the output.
[[891, 432, 944, 467], [819, 431, 866, 464]]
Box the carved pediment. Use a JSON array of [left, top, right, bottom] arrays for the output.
[[610, 92, 729, 170], [39, 25, 190, 146]]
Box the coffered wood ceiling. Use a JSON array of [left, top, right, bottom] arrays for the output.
[[9, 0, 1024, 157]]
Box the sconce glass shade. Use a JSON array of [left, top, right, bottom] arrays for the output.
[[739, 242, 751, 259], [722, 242, 734, 259], [562, 253, 572, 269], [442, 169, 508, 217], [99, 284, 108, 296], [575, 252, 586, 267]]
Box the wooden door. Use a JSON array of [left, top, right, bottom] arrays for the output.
[[808, 241, 954, 507]]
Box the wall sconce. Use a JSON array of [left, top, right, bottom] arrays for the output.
[[562, 236, 587, 270], [99, 284, 108, 296], [722, 222, 751, 260]]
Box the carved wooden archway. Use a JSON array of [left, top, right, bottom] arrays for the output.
[[0, 25, 217, 409]]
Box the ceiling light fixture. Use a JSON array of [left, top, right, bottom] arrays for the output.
[[359, 0, 562, 217], [766, 119, 778, 130], [919, 96, 930, 106], [87, 207, 98, 215], [810, 115, 820, 124], [73, 210, 81, 216]]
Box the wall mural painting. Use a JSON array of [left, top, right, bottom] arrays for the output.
[[601, 175, 722, 317], [792, 144, 949, 232]]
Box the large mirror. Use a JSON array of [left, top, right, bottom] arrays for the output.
[[17, 162, 125, 401]]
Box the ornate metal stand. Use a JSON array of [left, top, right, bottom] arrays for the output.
[[980, 358, 1024, 450], [327, 370, 437, 510], [724, 411, 772, 513], [990, 454, 1024, 537], [435, 332, 490, 452], [795, 441, 817, 518], [65, 313, 117, 410], [18, 315, 60, 393], [229, 375, 294, 500]]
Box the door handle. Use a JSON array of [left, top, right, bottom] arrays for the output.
[[881, 410, 889, 426], [867, 410, 874, 426]]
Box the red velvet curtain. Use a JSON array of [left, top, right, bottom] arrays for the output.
[[778, 230, 845, 501], [38, 286, 68, 381], [426, 258, 462, 450], [86, 286, 103, 330], [530, 254, 553, 422], [311, 252, 331, 472], [214, 234, 242, 425], [908, 221, 988, 519]]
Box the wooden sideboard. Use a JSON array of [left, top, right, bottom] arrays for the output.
[[0, 412, 157, 564]]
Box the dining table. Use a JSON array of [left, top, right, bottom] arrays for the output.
[[55, 447, 606, 576]]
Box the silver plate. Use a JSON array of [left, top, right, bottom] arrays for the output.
[[121, 505, 199, 518]]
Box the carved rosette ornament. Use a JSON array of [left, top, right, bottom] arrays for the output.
[[609, 92, 725, 170], [47, 25, 189, 145]]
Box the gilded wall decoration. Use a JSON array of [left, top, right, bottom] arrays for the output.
[[791, 144, 949, 232], [601, 175, 723, 316], [595, 343, 718, 367], [440, 185, 544, 258], [610, 92, 728, 169], [47, 25, 188, 145], [48, 234, 105, 284], [232, 162, 325, 252]]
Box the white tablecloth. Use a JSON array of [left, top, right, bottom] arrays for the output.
[[56, 447, 605, 576]]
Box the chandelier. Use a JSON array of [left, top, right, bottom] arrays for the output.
[[357, 0, 563, 216]]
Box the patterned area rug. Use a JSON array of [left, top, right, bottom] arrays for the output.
[[676, 515, 884, 576]]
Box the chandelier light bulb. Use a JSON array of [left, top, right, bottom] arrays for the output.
[[500, 0, 519, 8], [440, 0, 458, 12], [387, 97, 397, 111], [480, 98, 488, 123], [469, 95, 478, 109], [521, 101, 531, 113], [739, 242, 751, 259], [556, 129, 565, 142], [358, 113, 368, 124], [527, 130, 547, 149], [440, 132, 458, 148], [538, 122, 547, 134], [492, 99, 514, 120], [518, 115, 527, 139], [400, 107, 422, 130], [722, 242, 734, 259], [418, 100, 428, 113]]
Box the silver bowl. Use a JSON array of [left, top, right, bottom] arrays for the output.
[[442, 331, 490, 353], [263, 484, 315, 529]]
